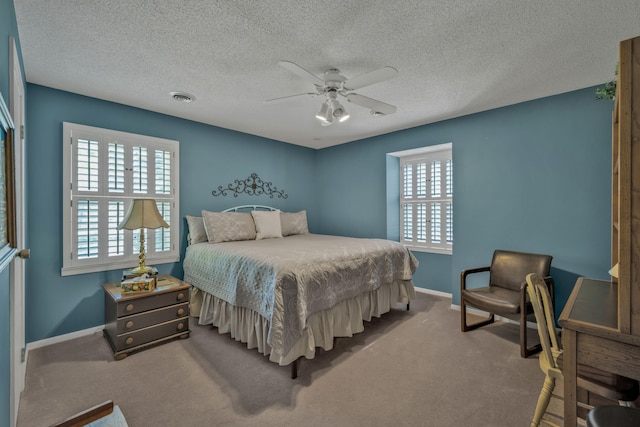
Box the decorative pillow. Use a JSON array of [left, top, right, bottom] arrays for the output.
[[280, 210, 309, 236], [251, 210, 283, 240], [201, 210, 257, 243], [185, 215, 207, 245]]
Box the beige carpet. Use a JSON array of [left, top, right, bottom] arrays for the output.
[[17, 293, 560, 426]]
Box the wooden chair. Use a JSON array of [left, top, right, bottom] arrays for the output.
[[50, 400, 128, 427], [525, 273, 639, 427], [460, 249, 553, 357]]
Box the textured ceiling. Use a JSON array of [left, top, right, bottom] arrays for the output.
[[13, 1, 640, 149]]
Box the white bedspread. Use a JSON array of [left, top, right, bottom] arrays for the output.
[[183, 233, 418, 358]]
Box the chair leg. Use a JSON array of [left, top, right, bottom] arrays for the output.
[[521, 310, 542, 358], [531, 376, 556, 427], [461, 301, 495, 332]]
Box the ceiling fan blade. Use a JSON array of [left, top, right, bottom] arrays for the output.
[[264, 92, 318, 103], [343, 66, 398, 91], [346, 93, 397, 115], [278, 61, 325, 87]]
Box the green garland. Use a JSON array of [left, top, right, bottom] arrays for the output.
[[595, 63, 618, 101]]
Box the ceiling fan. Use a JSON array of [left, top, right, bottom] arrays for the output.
[[266, 61, 398, 126]]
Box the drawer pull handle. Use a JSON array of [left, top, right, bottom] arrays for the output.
[[125, 303, 134, 312], [125, 337, 134, 345], [177, 293, 185, 301], [177, 322, 185, 330], [177, 308, 185, 316], [125, 321, 134, 329]]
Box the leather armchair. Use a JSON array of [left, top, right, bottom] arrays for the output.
[[460, 249, 553, 358]]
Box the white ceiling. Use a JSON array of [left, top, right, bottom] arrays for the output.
[[13, 1, 640, 150]]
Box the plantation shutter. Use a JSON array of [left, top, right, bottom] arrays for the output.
[[62, 123, 179, 276], [400, 147, 452, 253]]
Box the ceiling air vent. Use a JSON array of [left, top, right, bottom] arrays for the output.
[[170, 92, 196, 103]]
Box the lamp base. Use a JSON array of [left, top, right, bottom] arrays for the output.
[[130, 265, 154, 274]]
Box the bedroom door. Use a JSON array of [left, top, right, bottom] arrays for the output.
[[9, 36, 27, 427]]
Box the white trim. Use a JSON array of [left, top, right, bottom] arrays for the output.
[[407, 288, 539, 330], [9, 35, 26, 427], [405, 245, 452, 255], [388, 142, 452, 157], [61, 256, 178, 277], [451, 303, 539, 330], [26, 325, 105, 352], [414, 286, 451, 299]]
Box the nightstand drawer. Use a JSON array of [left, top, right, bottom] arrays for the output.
[[117, 318, 189, 350], [117, 302, 189, 333], [116, 289, 189, 317], [103, 275, 192, 359]]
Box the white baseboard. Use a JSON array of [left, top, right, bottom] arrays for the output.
[[450, 304, 538, 329], [26, 325, 105, 352], [414, 286, 452, 299]]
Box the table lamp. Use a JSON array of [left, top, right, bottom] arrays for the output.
[[118, 199, 169, 273]]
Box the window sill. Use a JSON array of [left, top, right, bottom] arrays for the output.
[[402, 245, 452, 255], [61, 255, 179, 276]]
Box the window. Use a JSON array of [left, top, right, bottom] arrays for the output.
[[62, 123, 180, 275], [397, 143, 452, 254]]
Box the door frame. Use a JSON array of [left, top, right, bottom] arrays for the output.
[[9, 36, 26, 427]]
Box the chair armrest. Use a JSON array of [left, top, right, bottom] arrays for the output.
[[460, 266, 491, 291]]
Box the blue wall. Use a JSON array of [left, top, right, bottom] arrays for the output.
[[0, 1, 619, 426], [25, 84, 613, 345], [316, 87, 613, 309], [1, 0, 21, 425], [25, 84, 317, 343]]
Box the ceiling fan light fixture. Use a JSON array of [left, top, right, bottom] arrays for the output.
[[320, 118, 333, 126], [315, 100, 332, 123], [269, 61, 398, 126], [330, 99, 350, 122]]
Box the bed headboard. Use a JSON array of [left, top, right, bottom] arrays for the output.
[[222, 205, 277, 212]]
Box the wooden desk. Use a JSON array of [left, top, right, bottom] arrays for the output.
[[559, 277, 640, 426]]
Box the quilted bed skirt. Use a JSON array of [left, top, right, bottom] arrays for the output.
[[190, 280, 415, 366]]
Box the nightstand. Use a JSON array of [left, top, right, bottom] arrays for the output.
[[102, 275, 191, 360]]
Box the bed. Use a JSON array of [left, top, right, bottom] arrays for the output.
[[182, 205, 418, 378]]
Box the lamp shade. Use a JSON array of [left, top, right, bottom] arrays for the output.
[[118, 199, 169, 230]]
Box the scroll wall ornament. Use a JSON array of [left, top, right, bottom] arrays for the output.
[[212, 173, 288, 199]]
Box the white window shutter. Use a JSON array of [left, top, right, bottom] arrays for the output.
[[62, 122, 180, 276], [399, 144, 453, 254]]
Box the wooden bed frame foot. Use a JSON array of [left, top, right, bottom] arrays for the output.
[[291, 358, 299, 379], [407, 302, 410, 311]]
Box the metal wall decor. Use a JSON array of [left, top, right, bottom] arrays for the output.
[[212, 173, 288, 199]]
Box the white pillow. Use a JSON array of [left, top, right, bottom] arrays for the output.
[[251, 210, 283, 240], [185, 215, 207, 245], [201, 210, 257, 243], [280, 210, 309, 236]]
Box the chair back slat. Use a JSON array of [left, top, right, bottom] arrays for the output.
[[526, 273, 560, 368]]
